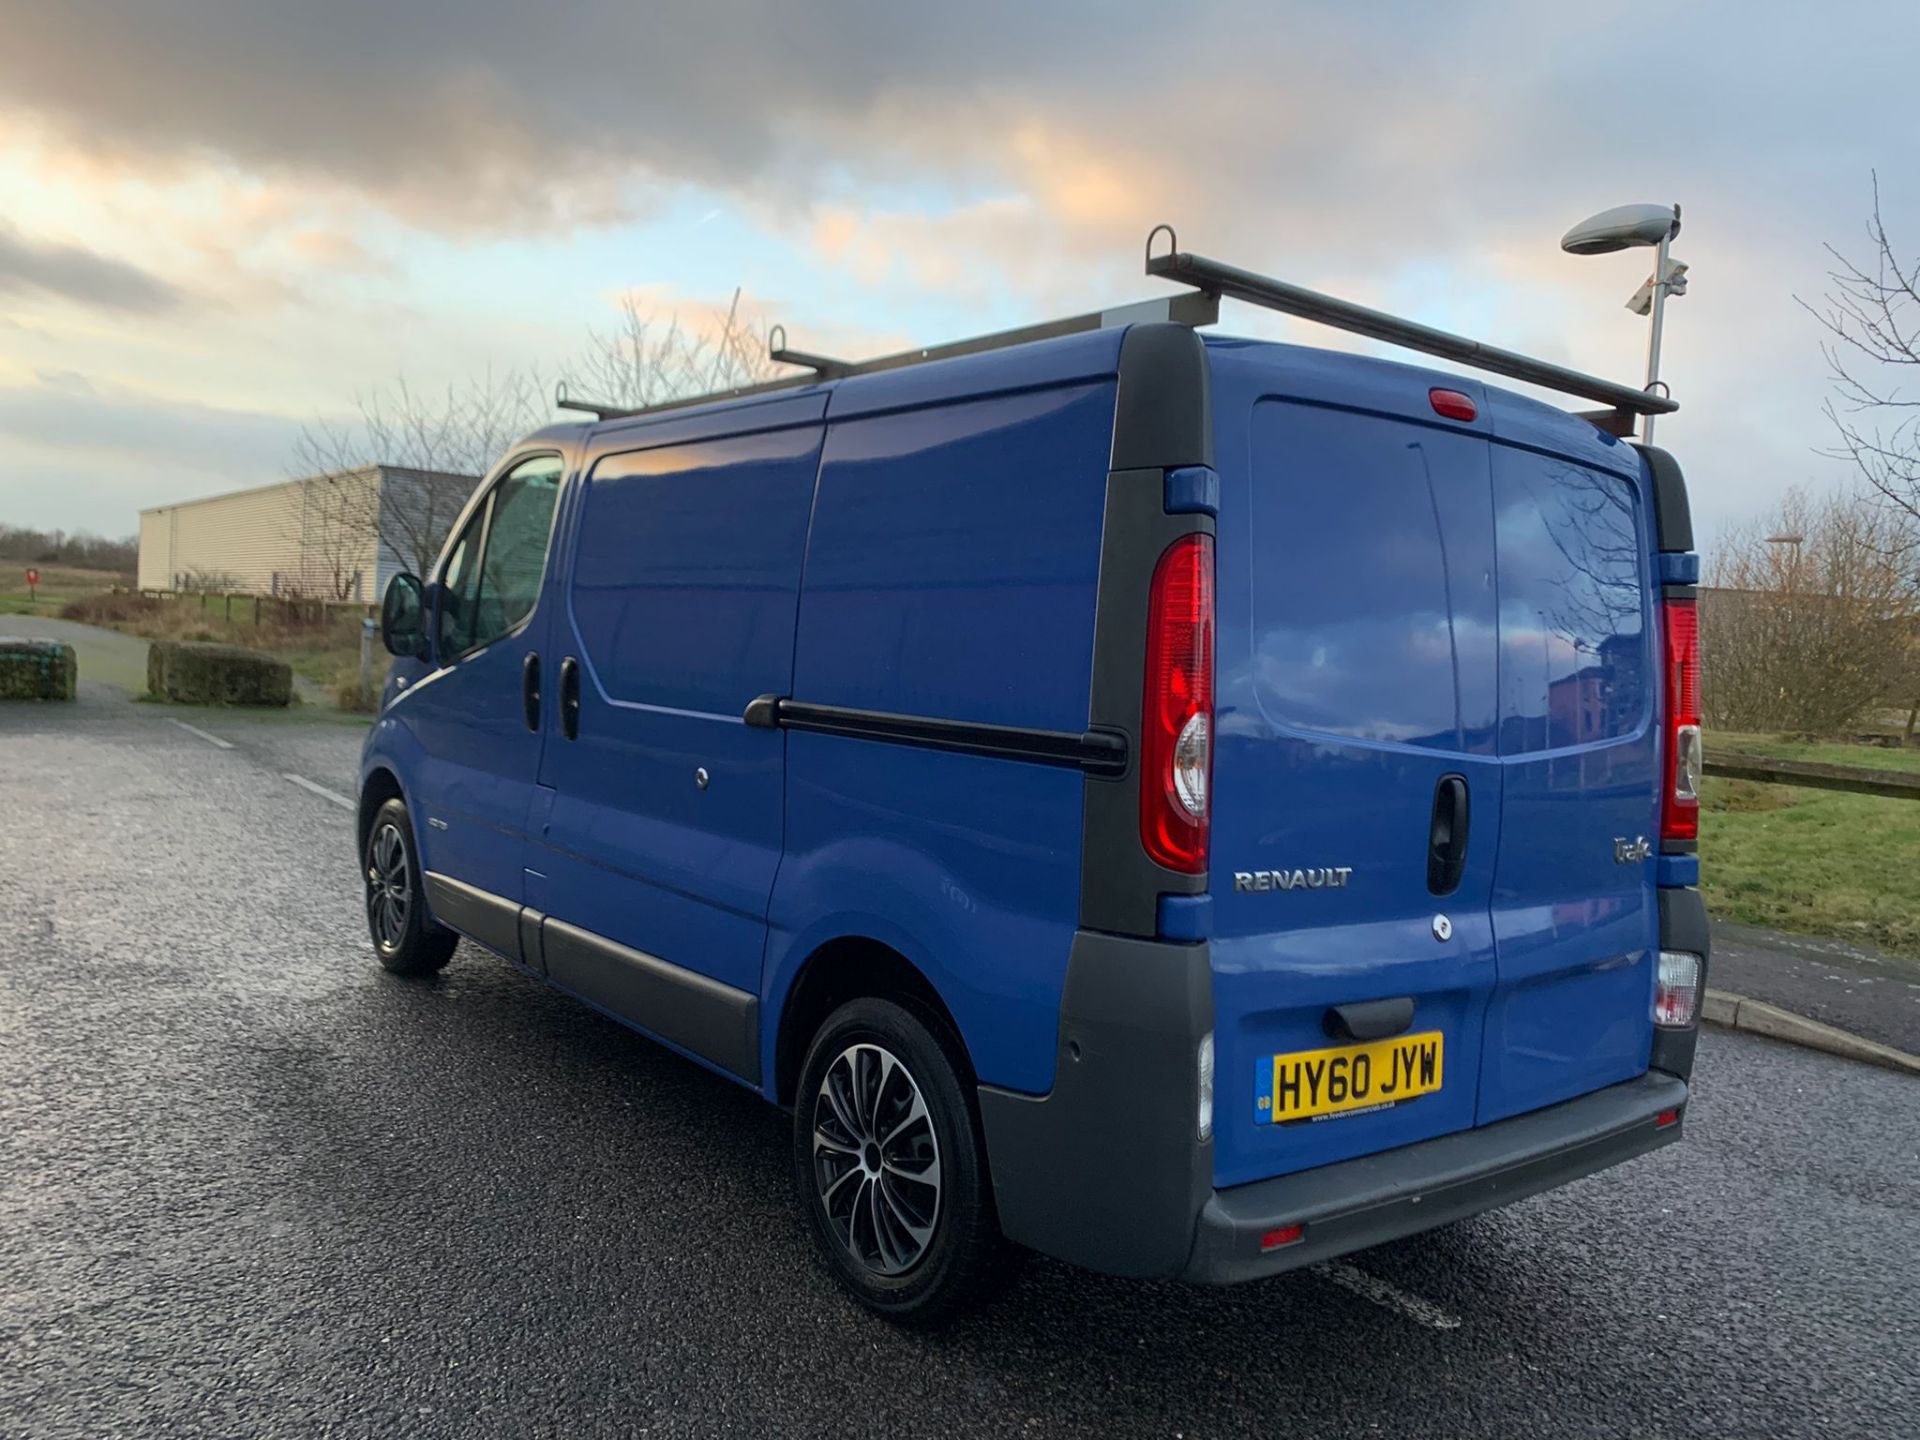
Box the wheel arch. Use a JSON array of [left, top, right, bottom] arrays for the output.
[[357, 765, 405, 859], [774, 936, 973, 1109]]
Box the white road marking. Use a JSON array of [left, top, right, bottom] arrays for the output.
[[282, 773, 355, 811], [169, 720, 234, 750], [1312, 1261, 1462, 1330]]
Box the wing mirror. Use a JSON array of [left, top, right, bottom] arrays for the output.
[[380, 573, 430, 660]]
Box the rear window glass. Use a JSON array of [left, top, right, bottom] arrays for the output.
[[1247, 400, 1495, 750], [1493, 453, 1648, 752]]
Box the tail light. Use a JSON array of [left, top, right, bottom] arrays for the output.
[[1655, 949, 1700, 1026], [1141, 533, 1215, 873], [1661, 596, 1701, 843]]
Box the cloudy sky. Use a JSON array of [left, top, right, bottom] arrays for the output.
[[1, 0, 1915, 547]]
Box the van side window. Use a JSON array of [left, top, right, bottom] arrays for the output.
[[471, 456, 563, 649], [435, 454, 563, 659]]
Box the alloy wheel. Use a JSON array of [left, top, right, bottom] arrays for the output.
[[811, 1042, 943, 1276], [366, 821, 411, 950]]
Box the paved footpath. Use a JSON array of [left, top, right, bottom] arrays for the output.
[[1711, 922, 1920, 1056], [1, 693, 1916, 1439]]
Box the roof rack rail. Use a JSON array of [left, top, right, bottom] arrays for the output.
[[1142, 224, 1676, 421], [566, 291, 1221, 425], [553, 381, 633, 421]]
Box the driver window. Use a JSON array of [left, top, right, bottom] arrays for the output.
[[472, 456, 563, 648], [435, 454, 563, 659], [437, 502, 487, 657]]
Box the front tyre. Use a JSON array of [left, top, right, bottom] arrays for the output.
[[363, 797, 457, 976], [793, 997, 1009, 1325]]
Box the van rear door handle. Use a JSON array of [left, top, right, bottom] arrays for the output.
[[522, 652, 541, 732], [558, 656, 580, 741], [1427, 773, 1469, 896], [1325, 997, 1415, 1043]]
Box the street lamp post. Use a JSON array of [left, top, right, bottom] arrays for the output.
[[1562, 203, 1687, 444]]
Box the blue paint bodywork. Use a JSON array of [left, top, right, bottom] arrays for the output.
[[362, 320, 1689, 1204]]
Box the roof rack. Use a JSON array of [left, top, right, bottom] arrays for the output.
[[550, 226, 1670, 430], [556, 291, 1220, 424], [1143, 224, 1675, 420]]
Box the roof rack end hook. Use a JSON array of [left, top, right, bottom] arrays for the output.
[[1145, 223, 1178, 269]]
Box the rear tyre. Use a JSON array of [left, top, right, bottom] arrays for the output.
[[793, 997, 1009, 1325], [363, 798, 457, 976]]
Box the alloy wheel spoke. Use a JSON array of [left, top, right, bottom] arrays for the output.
[[813, 1041, 942, 1277]]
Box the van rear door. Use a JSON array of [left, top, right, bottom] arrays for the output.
[[1478, 423, 1661, 1123], [1209, 380, 1503, 1189]]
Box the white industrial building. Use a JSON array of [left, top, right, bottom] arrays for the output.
[[137, 465, 477, 601]]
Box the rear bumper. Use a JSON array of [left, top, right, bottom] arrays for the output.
[[1183, 1069, 1687, 1283], [978, 928, 1691, 1284]]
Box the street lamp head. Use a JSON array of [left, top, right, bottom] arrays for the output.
[[1764, 533, 1805, 546], [1561, 202, 1681, 255]]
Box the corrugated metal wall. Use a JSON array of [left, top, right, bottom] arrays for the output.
[[136, 510, 173, 591], [137, 471, 382, 600], [137, 466, 481, 600]]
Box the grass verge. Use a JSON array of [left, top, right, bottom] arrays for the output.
[[0, 565, 133, 617], [1701, 775, 1920, 955]]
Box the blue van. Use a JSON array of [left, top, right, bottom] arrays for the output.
[[359, 239, 1707, 1323]]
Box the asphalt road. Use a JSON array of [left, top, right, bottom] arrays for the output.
[[3, 691, 1916, 1439]]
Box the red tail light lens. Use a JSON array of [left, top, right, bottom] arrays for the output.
[[1661, 597, 1701, 843], [1141, 533, 1215, 873]]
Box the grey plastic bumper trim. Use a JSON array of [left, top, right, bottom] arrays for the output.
[[1183, 1070, 1688, 1284]]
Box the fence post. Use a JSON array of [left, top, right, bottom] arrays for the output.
[[253, 595, 260, 627]]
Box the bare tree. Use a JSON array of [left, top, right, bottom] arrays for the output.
[[1703, 487, 1918, 735], [292, 368, 550, 579], [1805, 175, 1920, 549], [560, 287, 779, 410], [291, 291, 783, 584]]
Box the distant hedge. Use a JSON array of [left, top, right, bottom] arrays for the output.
[[147, 640, 292, 707], [0, 638, 77, 701]]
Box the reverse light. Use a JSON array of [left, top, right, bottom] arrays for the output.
[[1655, 949, 1700, 1027], [1197, 1031, 1215, 1141], [1661, 597, 1702, 843], [1140, 533, 1215, 873], [1260, 1223, 1305, 1252]]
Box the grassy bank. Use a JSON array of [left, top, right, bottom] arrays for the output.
[[62, 592, 386, 709], [1701, 774, 1920, 956]]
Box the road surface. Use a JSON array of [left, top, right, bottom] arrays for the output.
[[2, 691, 1914, 1438]]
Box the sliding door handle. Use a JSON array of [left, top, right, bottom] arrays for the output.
[[559, 656, 580, 741], [521, 652, 541, 732]]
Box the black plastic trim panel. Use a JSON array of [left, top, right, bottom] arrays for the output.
[[1651, 886, 1711, 1080], [542, 917, 761, 1083], [1632, 444, 1694, 552], [423, 871, 523, 962], [1079, 324, 1217, 937], [977, 929, 1214, 1279], [742, 696, 1127, 776]]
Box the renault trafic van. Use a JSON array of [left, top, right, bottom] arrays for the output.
[[359, 240, 1706, 1323]]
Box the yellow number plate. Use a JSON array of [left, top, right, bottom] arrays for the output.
[[1260, 1031, 1444, 1124]]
